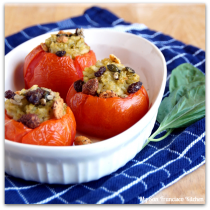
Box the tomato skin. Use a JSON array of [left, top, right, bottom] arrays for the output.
[[5, 111, 32, 143], [5, 107, 76, 146], [66, 85, 149, 139], [24, 45, 96, 100]]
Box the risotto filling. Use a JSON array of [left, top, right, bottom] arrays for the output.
[[42, 28, 90, 59], [74, 54, 142, 98], [5, 85, 67, 129]]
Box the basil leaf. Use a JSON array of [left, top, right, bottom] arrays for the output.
[[169, 63, 205, 92], [148, 63, 205, 143], [157, 85, 205, 133], [157, 80, 205, 124]]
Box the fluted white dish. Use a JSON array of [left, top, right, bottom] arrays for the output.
[[5, 29, 167, 184]]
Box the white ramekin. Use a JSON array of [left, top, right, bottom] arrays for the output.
[[5, 29, 167, 184]]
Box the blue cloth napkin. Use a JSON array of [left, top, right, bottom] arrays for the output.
[[5, 6, 205, 204]]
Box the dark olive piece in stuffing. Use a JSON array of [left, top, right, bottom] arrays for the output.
[[127, 81, 142, 94], [55, 51, 66, 57], [25, 88, 45, 105], [74, 80, 84, 92], [5, 90, 15, 99], [94, 66, 106, 77]]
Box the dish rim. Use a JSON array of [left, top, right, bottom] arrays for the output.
[[5, 29, 167, 151]]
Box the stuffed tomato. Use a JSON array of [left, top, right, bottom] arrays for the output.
[[66, 54, 149, 139], [24, 29, 96, 100], [5, 85, 76, 146]]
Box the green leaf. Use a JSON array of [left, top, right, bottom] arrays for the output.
[[147, 63, 205, 144], [157, 85, 205, 133], [148, 128, 174, 142], [169, 63, 205, 92], [157, 80, 205, 124]]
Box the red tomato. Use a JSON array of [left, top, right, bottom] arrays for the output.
[[66, 85, 149, 139], [24, 45, 96, 100], [5, 107, 76, 146], [5, 110, 32, 143]]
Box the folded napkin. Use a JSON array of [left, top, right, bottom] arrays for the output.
[[5, 6, 205, 204]]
